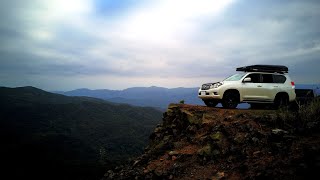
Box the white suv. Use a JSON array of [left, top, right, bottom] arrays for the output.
[[198, 65, 296, 109]]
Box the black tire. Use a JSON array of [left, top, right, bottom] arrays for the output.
[[222, 92, 239, 109], [204, 100, 218, 107], [274, 94, 289, 109]]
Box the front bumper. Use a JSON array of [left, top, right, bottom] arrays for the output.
[[198, 89, 223, 100]]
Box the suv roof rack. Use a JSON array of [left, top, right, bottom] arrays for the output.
[[236, 65, 288, 73]]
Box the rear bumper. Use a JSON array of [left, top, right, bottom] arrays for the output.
[[288, 90, 296, 102]]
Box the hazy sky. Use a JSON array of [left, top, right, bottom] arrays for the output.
[[1, 0, 319, 91]]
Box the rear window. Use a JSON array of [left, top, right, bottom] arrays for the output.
[[273, 75, 286, 83]]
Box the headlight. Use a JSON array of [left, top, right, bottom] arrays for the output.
[[211, 82, 223, 89]]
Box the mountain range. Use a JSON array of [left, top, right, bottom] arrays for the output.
[[54, 84, 319, 110], [54, 86, 203, 110]]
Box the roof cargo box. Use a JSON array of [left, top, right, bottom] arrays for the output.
[[236, 65, 288, 73]]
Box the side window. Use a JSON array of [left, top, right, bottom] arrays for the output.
[[245, 73, 261, 83], [262, 74, 273, 83], [273, 75, 286, 83]]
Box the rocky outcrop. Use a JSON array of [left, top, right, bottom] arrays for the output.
[[102, 104, 320, 180]]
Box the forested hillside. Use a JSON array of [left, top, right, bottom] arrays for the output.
[[0, 86, 162, 180]]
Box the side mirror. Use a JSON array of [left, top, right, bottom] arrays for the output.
[[243, 77, 251, 82]]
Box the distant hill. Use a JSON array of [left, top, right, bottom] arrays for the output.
[[295, 84, 320, 96], [56, 84, 320, 110], [0, 86, 162, 180], [55, 86, 203, 110]]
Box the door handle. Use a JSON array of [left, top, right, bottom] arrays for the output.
[[274, 86, 278, 87], [257, 85, 262, 87]]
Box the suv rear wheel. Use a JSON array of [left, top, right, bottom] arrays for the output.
[[203, 100, 218, 107], [222, 91, 239, 109]]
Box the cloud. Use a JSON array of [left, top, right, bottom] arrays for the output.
[[0, 0, 319, 90]]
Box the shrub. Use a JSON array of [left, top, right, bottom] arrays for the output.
[[276, 98, 320, 132]]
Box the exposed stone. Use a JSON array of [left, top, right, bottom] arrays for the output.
[[251, 137, 259, 143], [154, 127, 162, 133], [197, 144, 212, 156], [169, 151, 179, 156], [253, 151, 261, 156], [234, 133, 246, 144], [166, 108, 175, 116], [210, 131, 223, 141], [133, 160, 140, 167], [272, 128, 288, 135], [172, 156, 177, 161], [212, 171, 225, 180], [186, 125, 198, 133], [181, 109, 203, 125]]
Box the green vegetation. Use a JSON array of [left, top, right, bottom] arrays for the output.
[[276, 98, 320, 131], [0, 86, 162, 180]]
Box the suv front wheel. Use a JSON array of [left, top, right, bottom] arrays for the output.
[[222, 91, 239, 109]]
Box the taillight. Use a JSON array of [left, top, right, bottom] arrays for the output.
[[291, 81, 295, 86]]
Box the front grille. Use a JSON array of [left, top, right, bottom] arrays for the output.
[[201, 84, 211, 90]]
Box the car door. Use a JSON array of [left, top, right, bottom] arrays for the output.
[[241, 73, 265, 101], [260, 74, 277, 102], [272, 74, 287, 98]]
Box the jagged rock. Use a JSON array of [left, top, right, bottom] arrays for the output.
[[306, 121, 319, 129], [186, 125, 198, 134], [154, 127, 162, 133], [234, 133, 246, 144], [197, 144, 212, 156], [210, 131, 223, 141], [171, 156, 177, 161], [102, 103, 320, 180], [166, 108, 175, 116], [133, 160, 140, 167], [253, 151, 261, 156], [236, 113, 245, 118], [104, 170, 115, 179], [212, 171, 225, 180], [181, 109, 203, 125], [169, 151, 179, 156], [163, 135, 173, 142], [272, 128, 288, 135], [251, 137, 259, 143]]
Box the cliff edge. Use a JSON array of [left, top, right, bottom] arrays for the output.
[[102, 103, 320, 179]]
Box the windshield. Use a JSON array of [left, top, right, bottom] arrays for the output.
[[224, 73, 245, 81]]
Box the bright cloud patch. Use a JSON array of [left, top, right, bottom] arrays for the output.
[[118, 0, 234, 44]]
